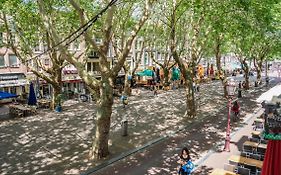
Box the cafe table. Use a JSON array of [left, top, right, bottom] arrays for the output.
[[258, 143, 267, 149], [210, 168, 237, 175], [228, 155, 263, 169], [252, 131, 261, 136], [243, 141, 259, 148]]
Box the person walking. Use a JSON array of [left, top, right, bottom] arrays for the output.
[[231, 101, 240, 121]]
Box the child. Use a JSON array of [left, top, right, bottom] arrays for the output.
[[120, 94, 128, 108]]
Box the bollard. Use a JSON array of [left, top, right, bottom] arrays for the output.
[[266, 77, 269, 85], [238, 88, 242, 98], [254, 81, 258, 87], [121, 120, 128, 136]]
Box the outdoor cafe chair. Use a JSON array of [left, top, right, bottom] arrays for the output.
[[237, 167, 251, 175], [223, 163, 237, 173], [243, 145, 254, 156], [250, 154, 261, 161], [241, 152, 250, 158], [243, 164, 257, 175], [249, 137, 260, 143], [260, 139, 268, 144], [256, 147, 266, 157]]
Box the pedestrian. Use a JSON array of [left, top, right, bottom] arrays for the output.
[[177, 147, 194, 175], [120, 93, 128, 108], [238, 81, 242, 89], [231, 101, 240, 121], [153, 85, 158, 96]]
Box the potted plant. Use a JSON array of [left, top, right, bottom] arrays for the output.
[[55, 94, 63, 112]]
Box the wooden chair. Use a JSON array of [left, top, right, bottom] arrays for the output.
[[237, 167, 251, 175], [250, 154, 261, 160], [243, 145, 254, 156], [243, 164, 257, 174]]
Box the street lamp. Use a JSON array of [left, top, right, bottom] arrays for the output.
[[223, 78, 236, 152]]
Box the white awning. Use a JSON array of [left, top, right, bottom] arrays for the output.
[[256, 84, 281, 103]]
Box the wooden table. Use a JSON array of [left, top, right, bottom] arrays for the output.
[[258, 143, 267, 149], [228, 155, 247, 163], [9, 104, 35, 117], [244, 141, 259, 147], [210, 169, 237, 175], [244, 157, 263, 169], [254, 118, 263, 123], [228, 155, 263, 169], [252, 131, 261, 136], [38, 99, 51, 109]]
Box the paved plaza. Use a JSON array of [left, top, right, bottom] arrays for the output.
[[0, 76, 279, 175]]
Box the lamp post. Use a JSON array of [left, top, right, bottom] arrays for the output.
[[223, 78, 236, 152]]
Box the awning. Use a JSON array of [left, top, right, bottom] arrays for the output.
[[256, 85, 281, 103], [0, 91, 18, 100]]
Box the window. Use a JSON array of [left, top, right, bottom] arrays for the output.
[[87, 62, 92, 72], [44, 59, 49, 65], [43, 43, 48, 52], [9, 55, 18, 67], [34, 41, 40, 52], [10, 34, 15, 43], [73, 41, 80, 50], [0, 55, 4, 67], [93, 62, 100, 72], [10, 87, 16, 95]]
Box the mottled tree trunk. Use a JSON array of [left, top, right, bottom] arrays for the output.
[[256, 67, 262, 83], [185, 80, 196, 117], [163, 68, 170, 87], [90, 78, 113, 159], [51, 85, 61, 110], [243, 64, 250, 89], [214, 37, 227, 97], [124, 71, 131, 95]]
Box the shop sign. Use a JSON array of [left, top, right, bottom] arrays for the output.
[[63, 70, 78, 74], [0, 79, 29, 87], [0, 75, 18, 81]]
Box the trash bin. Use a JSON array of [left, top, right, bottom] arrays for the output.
[[121, 120, 128, 136], [238, 88, 242, 98], [55, 105, 62, 112]]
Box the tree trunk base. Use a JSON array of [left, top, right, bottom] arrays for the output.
[[89, 146, 110, 160]]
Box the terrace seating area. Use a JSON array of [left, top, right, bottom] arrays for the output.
[[210, 115, 267, 175]]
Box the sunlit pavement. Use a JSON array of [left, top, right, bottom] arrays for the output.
[[0, 74, 279, 175], [92, 76, 280, 175]]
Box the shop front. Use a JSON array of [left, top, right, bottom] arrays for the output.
[[62, 68, 84, 99], [0, 73, 29, 96]]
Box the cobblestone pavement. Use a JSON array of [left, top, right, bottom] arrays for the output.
[[92, 78, 279, 175], [0, 77, 278, 175]]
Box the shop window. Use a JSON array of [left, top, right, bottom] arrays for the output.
[[4, 87, 9, 93], [21, 86, 26, 93], [0, 55, 4, 67], [9, 54, 18, 67], [10, 87, 16, 94]]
